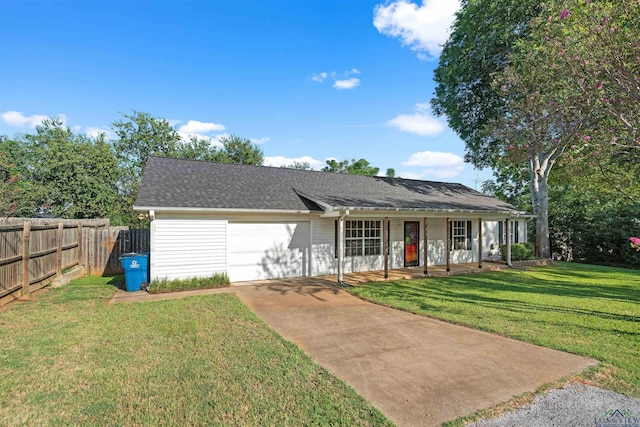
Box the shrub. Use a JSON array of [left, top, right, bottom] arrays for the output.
[[499, 243, 534, 261], [147, 273, 230, 294]]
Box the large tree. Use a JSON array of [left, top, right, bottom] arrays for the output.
[[491, 0, 640, 256], [432, 0, 542, 168], [0, 137, 21, 217], [432, 0, 639, 258], [14, 119, 121, 219], [112, 111, 181, 183], [175, 134, 264, 165], [214, 135, 264, 165]]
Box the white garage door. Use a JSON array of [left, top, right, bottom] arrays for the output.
[[227, 221, 310, 282]]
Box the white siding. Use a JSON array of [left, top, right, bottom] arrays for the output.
[[483, 220, 502, 261], [482, 219, 528, 261], [311, 218, 336, 276], [427, 217, 447, 266], [227, 221, 310, 282], [152, 219, 227, 280]]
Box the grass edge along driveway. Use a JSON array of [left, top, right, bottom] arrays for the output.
[[0, 276, 392, 426], [348, 262, 640, 420]]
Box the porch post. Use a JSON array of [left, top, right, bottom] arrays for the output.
[[383, 217, 389, 279], [423, 218, 428, 275], [446, 217, 451, 272], [478, 218, 483, 269], [505, 217, 512, 266], [337, 215, 345, 282]]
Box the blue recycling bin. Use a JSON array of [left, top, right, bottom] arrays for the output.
[[119, 253, 149, 292]]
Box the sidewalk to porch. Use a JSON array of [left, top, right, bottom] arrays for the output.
[[320, 261, 507, 285]]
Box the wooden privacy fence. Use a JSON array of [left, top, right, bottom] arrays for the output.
[[84, 227, 150, 276], [0, 219, 150, 306]]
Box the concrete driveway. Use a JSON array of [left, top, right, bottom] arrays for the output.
[[233, 278, 597, 427]]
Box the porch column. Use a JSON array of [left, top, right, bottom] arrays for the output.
[[478, 218, 483, 269], [505, 217, 512, 266], [337, 215, 345, 282], [423, 218, 428, 275], [383, 217, 389, 279], [446, 217, 451, 272]]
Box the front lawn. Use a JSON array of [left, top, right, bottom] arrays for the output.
[[0, 276, 392, 426], [349, 262, 640, 398]]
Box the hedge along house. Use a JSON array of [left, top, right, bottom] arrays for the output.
[[134, 157, 529, 283]]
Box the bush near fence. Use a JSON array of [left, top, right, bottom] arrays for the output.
[[0, 218, 149, 307]]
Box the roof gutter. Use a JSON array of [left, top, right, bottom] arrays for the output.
[[133, 206, 313, 214]]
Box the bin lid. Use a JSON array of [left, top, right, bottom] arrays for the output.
[[119, 252, 149, 260]]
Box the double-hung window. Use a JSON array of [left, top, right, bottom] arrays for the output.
[[450, 220, 472, 250], [345, 220, 381, 256], [510, 220, 519, 244], [499, 220, 520, 245]]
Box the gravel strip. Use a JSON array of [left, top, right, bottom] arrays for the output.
[[470, 384, 640, 427]]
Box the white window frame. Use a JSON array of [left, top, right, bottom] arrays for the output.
[[499, 220, 520, 245], [510, 220, 519, 244], [452, 220, 472, 251], [345, 220, 381, 257]]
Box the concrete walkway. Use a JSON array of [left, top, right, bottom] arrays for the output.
[[233, 278, 597, 427]]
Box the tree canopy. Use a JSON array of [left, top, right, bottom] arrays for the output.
[[432, 0, 639, 259], [432, 0, 542, 168], [3, 119, 121, 219], [0, 112, 265, 225], [322, 158, 380, 176]]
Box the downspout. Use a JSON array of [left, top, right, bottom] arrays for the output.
[[337, 209, 349, 286]]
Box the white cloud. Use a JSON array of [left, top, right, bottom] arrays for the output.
[[401, 150, 464, 167], [388, 103, 445, 136], [250, 137, 271, 144], [1, 111, 60, 128], [173, 119, 226, 143], [400, 150, 465, 179], [333, 78, 360, 90], [85, 127, 114, 139], [373, 0, 461, 58], [178, 120, 225, 134], [264, 155, 326, 170], [312, 69, 362, 89], [401, 168, 463, 179], [312, 72, 328, 82]]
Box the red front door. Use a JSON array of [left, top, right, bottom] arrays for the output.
[[404, 222, 419, 267]]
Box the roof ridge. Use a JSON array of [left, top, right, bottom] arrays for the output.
[[147, 155, 459, 186]]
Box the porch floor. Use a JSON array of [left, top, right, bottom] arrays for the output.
[[319, 261, 507, 285]]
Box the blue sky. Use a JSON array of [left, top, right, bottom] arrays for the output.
[[0, 0, 491, 187]]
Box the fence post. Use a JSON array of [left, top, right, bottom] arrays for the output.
[[77, 224, 83, 268], [56, 223, 63, 277], [22, 222, 31, 297]]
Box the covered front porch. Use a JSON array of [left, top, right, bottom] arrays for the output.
[[332, 213, 519, 284], [324, 261, 508, 285]]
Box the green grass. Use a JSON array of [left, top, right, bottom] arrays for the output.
[[148, 273, 230, 293], [349, 262, 640, 398], [0, 276, 392, 426]]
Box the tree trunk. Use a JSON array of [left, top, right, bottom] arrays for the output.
[[529, 153, 555, 259]]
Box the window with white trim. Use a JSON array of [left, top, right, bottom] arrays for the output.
[[450, 220, 472, 250], [345, 220, 381, 256], [510, 220, 519, 244], [499, 220, 520, 245]]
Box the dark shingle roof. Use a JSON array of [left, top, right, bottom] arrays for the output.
[[134, 156, 525, 214]]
